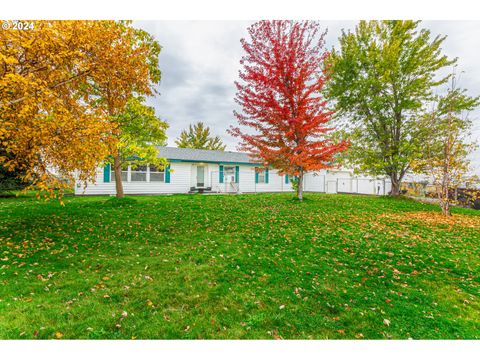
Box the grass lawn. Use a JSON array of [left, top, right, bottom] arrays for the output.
[[0, 193, 479, 339]]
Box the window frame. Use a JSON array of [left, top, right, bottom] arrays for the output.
[[223, 166, 235, 182], [110, 164, 166, 183], [130, 164, 148, 182], [111, 164, 129, 182], [256, 168, 267, 184], [149, 164, 165, 183]]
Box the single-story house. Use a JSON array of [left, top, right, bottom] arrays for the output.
[[75, 147, 392, 196]]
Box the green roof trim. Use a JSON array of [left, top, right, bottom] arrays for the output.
[[168, 159, 261, 166]]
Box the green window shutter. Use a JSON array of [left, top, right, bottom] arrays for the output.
[[103, 164, 111, 183], [265, 168, 269, 184], [219, 165, 224, 183], [235, 166, 239, 183], [255, 168, 259, 184], [165, 164, 171, 183], [285, 175, 289, 184]]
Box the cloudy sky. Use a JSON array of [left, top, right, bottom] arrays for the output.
[[134, 21, 480, 174]]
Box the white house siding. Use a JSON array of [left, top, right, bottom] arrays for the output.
[[75, 162, 192, 195], [209, 166, 294, 193], [75, 161, 391, 196], [252, 169, 293, 193]]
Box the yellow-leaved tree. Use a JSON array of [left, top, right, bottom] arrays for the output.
[[413, 70, 479, 215], [87, 22, 166, 198], [0, 21, 165, 200]]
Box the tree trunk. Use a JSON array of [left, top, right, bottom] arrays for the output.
[[440, 111, 452, 216], [113, 154, 124, 198], [439, 169, 451, 216], [441, 197, 451, 216], [390, 175, 401, 196], [297, 170, 304, 201], [438, 184, 451, 216]]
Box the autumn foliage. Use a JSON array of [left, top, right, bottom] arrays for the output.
[[90, 22, 163, 198], [1, 21, 112, 198], [230, 21, 348, 200], [0, 21, 162, 199]]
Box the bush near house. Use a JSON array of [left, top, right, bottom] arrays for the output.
[[0, 193, 479, 339], [450, 188, 480, 209], [425, 187, 480, 210]]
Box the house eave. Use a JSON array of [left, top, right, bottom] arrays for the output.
[[167, 159, 262, 166]]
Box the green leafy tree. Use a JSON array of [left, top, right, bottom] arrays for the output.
[[109, 96, 169, 196], [326, 20, 455, 195], [175, 122, 226, 151], [413, 70, 479, 215], [89, 22, 163, 198]]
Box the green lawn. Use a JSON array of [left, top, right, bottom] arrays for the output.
[[0, 193, 479, 339]]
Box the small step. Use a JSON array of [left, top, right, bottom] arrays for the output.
[[189, 187, 214, 194]]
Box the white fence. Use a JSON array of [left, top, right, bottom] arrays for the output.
[[335, 177, 392, 195]]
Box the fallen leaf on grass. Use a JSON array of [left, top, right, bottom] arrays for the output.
[[270, 329, 283, 340], [380, 211, 480, 229]]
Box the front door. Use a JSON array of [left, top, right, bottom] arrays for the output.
[[196, 166, 205, 188]]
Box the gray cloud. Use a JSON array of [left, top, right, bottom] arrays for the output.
[[135, 20, 250, 148], [134, 20, 480, 175]]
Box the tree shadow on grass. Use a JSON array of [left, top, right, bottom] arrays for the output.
[[102, 197, 138, 207]]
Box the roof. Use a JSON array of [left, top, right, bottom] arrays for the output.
[[156, 146, 260, 165]]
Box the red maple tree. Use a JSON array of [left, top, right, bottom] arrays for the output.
[[230, 20, 349, 200]]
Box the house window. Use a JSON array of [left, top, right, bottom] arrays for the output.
[[149, 165, 165, 182], [224, 166, 235, 182], [131, 165, 147, 182], [256, 168, 266, 183], [111, 164, 128, 182]]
